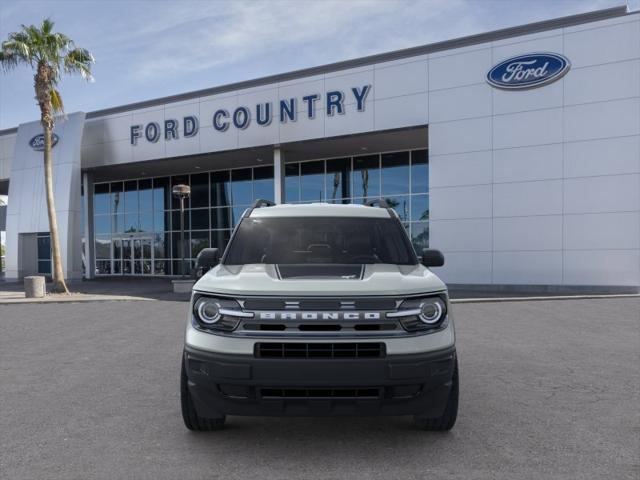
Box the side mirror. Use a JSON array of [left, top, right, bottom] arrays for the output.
[[421, 248, 445, 267], [193, 248, 220, 278]]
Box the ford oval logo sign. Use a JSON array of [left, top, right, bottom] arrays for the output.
[[487, 53, 570, 90], [29, 133, 59, 151]]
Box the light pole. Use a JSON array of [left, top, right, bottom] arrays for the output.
[[172, 184, 191, 278]]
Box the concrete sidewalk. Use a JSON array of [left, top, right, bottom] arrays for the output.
[[0, 277, 190, 303]]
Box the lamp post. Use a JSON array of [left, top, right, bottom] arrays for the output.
[[172, 184, 191, 278]]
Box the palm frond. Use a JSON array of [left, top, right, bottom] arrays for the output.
[[41, 18, 55, 35], [0, 50, 19, 70], [2, 18, 95, 116], [64, 47, 94, 81], [50, 88, 64, 114]]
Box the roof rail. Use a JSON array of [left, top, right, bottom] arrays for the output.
[[243, 199, 276, 219], [364, 198, 390, 209], [251, 199, 276, 209]]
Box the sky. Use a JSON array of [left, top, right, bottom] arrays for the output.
[[0, 0, 636, 130]]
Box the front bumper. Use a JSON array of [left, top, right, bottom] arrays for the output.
[[184, 345, 456, 417]]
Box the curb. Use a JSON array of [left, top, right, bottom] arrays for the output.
[[450, 293, 640, 304], [0, 295, 155, 305], [1, 293, 637, 305]]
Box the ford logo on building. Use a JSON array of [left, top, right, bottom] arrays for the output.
[[487, 53, 570, 90], [29, 133, 59, 151]]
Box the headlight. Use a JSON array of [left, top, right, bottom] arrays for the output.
[[192, 295, 252, 331], [388, 295, 448, 331], [195, 297, 221, 324], [419, 298, 445, 325]]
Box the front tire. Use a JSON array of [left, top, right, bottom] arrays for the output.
[[181, 359, 226, 431], [414, 359, 459, 431]]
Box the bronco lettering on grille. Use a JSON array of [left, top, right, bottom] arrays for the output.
[[257, 312, 382, 321]]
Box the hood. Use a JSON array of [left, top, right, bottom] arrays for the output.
[[193, 263, 446, 297]]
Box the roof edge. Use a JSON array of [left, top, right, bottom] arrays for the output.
[[0, 5, 631, 136]]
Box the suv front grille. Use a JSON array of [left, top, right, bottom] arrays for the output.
[[255, 342, 385, 359], [242, 298, 398, 311], [260, 387, 382, 399]]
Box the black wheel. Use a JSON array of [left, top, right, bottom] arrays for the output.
[[181, 359, 226, 431], [414, 359, 459, 431]]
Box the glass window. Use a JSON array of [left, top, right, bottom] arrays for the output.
[[352, 155, 380, 200], [94, 215, 111, 235], [381, 152, 410, 195], [171, 232, 189, 259], [154, 260, 170, 275], [411, 149, 428, 193], [124, 212, 139, 233], [411, 194, 429, 221], [138, 178, 153, 211], [111, 212, 124, 234], [38, 260, 52, 274], [113, 238, 123, 261], [326, 158, 350, 203], [211, 171, 231, 208], [224, 217, 416, 265], [171, 175, 190, 209], [153, 210, 169, 232], [96, 260, 111, 275], [153, 177, 170, 210], [171, 210, 190, 231], [300, 161, 325, 202], [191, 208, 210, 230], [124, 180, 138, 213], [172, 259, 194, 277], [211, 230, 231, 251], [384, 195, 410, 221], [191, 231, 209, 257], [110, 182, 123, 218], [36, 234, 51, 275], [211, 207, 231, 230], [94, 183, 110, 215], [253, 166, 274, 201], [231, 168, 252, 205], [95, 236, 111, 259], [284, 163, 300, 202], [154, 233, 168, 259], [410, 221, 429, 253], [190, 173, 209, 208], [139, 211, 153, 232]]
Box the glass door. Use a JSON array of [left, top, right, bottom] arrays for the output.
[[133, 238, 153, 275], [113, 236, 153, 275]]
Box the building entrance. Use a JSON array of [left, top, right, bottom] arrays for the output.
[[113, 236, 153, 275]]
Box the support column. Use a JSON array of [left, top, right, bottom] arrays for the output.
[[82, 171, 95, 279], [273, 146, 285, 204]]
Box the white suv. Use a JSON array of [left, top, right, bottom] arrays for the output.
[[181, 200, 458, 431]]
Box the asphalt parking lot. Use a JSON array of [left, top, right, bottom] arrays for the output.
[[1, 297, 638, 480]]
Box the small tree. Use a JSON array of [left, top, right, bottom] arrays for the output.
[[0, 19, 94, 292]]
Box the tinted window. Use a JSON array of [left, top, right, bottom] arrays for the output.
[[224, 217, 416, 265], [253, 166, 274, 201], [326, 158, 350, 203], [352, 155, 380, 200], [381, 151, 409, 195], [300, 161, 325, 202]]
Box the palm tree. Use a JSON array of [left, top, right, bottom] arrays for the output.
[[0, 19, 94, 293]]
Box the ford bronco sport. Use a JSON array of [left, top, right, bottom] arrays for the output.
[[181, 199, 458, 431]]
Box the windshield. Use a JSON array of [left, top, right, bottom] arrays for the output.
[[223, 216, 417, 265]]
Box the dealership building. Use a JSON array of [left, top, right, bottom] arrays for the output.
[[0, 6, 638, 291]]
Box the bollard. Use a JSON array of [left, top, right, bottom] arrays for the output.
[[24, 276, 46, 298]]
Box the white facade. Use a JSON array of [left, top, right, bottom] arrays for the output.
[[0, 7, 638, 290]]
